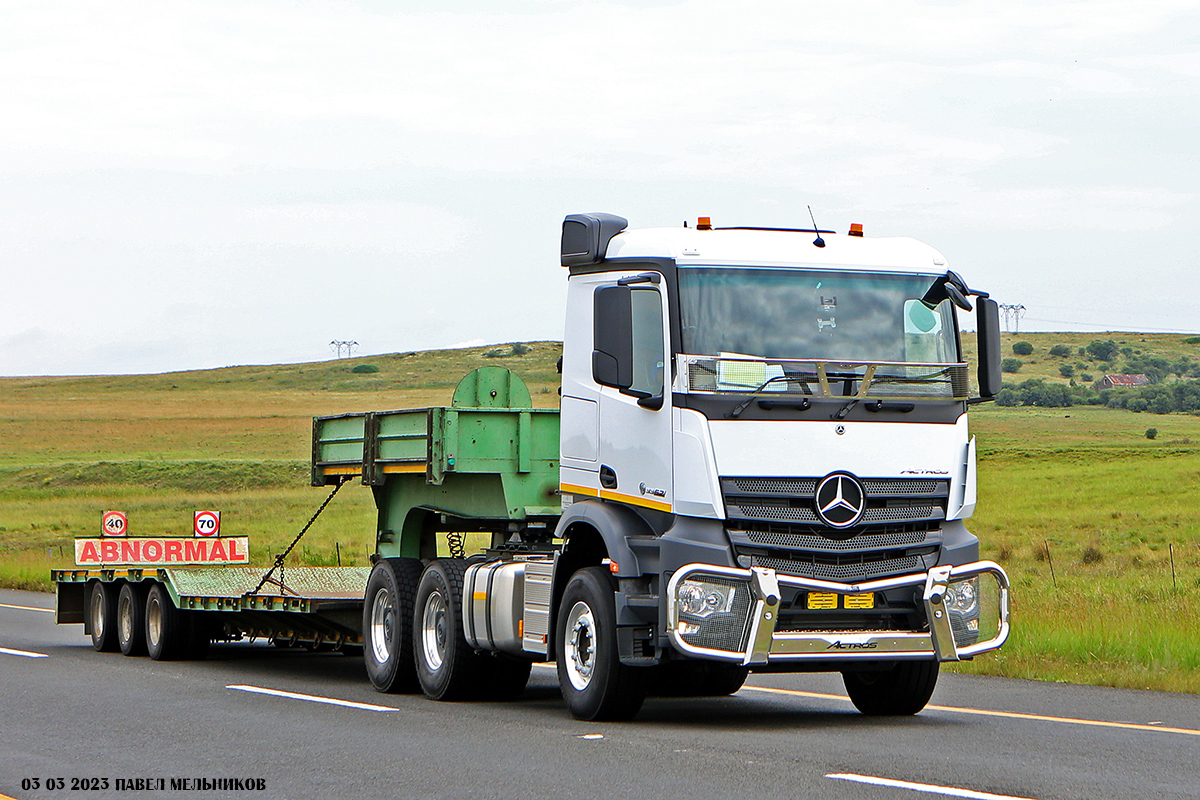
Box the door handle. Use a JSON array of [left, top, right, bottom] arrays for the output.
[[599, 465, 618, 489]]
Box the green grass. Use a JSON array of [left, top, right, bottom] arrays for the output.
[[3, 335, 1200, 693], [947, 402, 1200, 692]]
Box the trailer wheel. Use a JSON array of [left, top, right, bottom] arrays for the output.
[[88, 581, 119, 652], [414, 559, 486, 701], [556, 567, 648, 721], [145, 583, 188, 661], [363, 557, 423, 693], [117, 582, 147, 657], [842, 661, 939, 715]]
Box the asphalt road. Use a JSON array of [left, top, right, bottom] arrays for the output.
[[2, 587, 1198, 800]]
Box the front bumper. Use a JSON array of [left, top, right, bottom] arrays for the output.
[[666, 561, 1009, 666]]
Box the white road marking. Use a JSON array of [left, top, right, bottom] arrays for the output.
[[577, 733, 604, 740], [0, 646, 49, 658], [227, 684, 399, 712], [740, 685, 1200, 738], [828, 773, 1040, 800], [0, 602, 54, 613]]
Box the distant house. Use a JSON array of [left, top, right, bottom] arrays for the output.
[[1096, 374, 1151, 390]]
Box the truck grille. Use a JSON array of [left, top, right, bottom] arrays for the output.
[[723, 476, 948, 582], [746, 553, 926, 581]]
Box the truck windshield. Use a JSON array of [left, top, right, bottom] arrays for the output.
[[677, 267, 966, 399]]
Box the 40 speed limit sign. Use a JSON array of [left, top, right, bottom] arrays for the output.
[[101, 511, 127, 537], [193, 510, 222, 538]]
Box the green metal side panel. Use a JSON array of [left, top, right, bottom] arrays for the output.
[[376, 410, 430, 463]]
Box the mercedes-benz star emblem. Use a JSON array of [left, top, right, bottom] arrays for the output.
[[814, 472, 866, 528]]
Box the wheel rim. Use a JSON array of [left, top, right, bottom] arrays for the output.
[[118, 593, 133, 643], [147, 596, 162, 647], [563, 600, 596, 691], [369, 587, 393, 664], [91, 588, 105, 639], [421, 589, 447, 672]]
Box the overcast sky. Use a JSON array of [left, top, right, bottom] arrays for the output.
[[2, 0, 1197, 376]]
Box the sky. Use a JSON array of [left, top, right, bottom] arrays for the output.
[[1, 0, 1198, 376]]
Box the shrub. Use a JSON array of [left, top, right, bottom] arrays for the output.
[[1185, 336, 1200, 345], [1001, 358, 1023, 373], [483, 344, 530, 358], [1012, 341, 1034, 355], [1081, 373, 1093, 382], [351, 364, 379, 374], [1086, 339, 1120, 361], [1082, 546, 1104, 564], [1145, 428, 1158, 440], [1049, 344, 1072, 358], [1059, 364, 1075, 378]]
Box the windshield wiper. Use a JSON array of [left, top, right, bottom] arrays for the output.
[[726, 374, 796, 418]]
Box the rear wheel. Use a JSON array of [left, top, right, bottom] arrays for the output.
[[117, 582, 147, 657], [556, 567, 648, 721], [145, 583, 188, 661], [362, 557, 423, 693], [414, 559, 487, 701], [88, 581, 119, 652], [842, 661, 939, 715]]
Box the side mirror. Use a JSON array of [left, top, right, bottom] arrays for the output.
[[976, 298, 1002, 398], [593, 285, 633, 389]]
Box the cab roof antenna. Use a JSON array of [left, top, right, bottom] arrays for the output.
[[808, 206, 826, 248]]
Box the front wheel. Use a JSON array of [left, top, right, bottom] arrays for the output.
[[556, 567, 648, 721], [842, 661, 939, 715]]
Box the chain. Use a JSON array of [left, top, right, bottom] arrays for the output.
[[447, 530, 465, 560], [247, 477, 348, 597]]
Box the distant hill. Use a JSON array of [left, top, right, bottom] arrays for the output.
[[960, 331, 1199, 387]]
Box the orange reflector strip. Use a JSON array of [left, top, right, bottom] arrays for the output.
[[697, 216, 712, 230], [848, 223, 864, 237]]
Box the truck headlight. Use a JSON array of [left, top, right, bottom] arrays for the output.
[[945, 577, 979, 615], [677, 579, 735, 619]]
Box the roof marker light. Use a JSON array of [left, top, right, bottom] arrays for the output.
[[697, 217, 712, 230], [849, 223, 864, 237]]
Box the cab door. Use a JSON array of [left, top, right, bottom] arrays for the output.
[[592, 275, 673, 513]]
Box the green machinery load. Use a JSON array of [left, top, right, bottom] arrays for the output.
[[311, 367, 562, 560]]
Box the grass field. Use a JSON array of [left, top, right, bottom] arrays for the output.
[[2, 335, 1198, 693]]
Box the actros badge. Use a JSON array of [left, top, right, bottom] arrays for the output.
[[814, 472, 866, 528]]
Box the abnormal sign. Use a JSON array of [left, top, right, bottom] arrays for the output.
[[101, 511, 128, 537], [74, 537, 250, 566], [194, 510, 221, 538]]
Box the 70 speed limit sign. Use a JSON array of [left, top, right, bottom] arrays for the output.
[[193, 510, 222, 538]]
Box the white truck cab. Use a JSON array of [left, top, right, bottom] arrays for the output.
[[552, 212, 1009, 718]]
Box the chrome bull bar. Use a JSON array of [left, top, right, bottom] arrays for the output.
[[666, 561, 1010, 666]]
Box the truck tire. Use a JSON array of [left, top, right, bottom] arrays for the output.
[[651, 662, 748, 697], [414, 558, 486, 701], [117, 582, 147, 657], [556, 566, 648, 721], [145, 583, 188, 661], [842, 661, 939, 715], [89, 581, 119, 652], [363, 557, 423, 693]]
